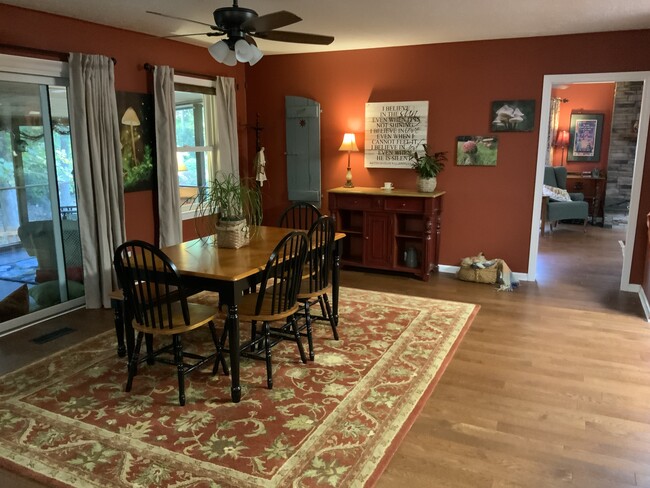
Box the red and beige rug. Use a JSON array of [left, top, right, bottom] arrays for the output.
[[0, 287, 478, 487]]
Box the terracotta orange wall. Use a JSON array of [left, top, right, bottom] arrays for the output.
[[4, 4, 650, 282], [1, 4, 249, 244], [245, 30, 650, 280], [551, 83, 615, 172]]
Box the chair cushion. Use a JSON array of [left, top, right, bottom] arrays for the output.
[[131, 301, 218, 335], [297, 277, 331, 299], [547, 200, 589, 222], [543, 184, 572, 202], [238, 291, 300, 322]]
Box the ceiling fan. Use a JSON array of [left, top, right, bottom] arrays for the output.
[[148, 0, 335, 66]]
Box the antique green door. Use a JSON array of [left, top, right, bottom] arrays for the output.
[[285, 96, 321, 205]]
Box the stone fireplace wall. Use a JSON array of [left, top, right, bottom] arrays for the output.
[[603, 81, 642, 228]]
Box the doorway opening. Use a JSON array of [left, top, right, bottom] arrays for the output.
[[529, 71, 650, 292]]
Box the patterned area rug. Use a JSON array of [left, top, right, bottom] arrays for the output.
[[0, 287, 478, 487]]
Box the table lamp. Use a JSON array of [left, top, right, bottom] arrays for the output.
[[339, 133, 359, 188], [555, 130, 570, 166]]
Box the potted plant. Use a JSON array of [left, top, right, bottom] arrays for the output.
[[193, 173, 263, 248], [411, 143, 447, 193]]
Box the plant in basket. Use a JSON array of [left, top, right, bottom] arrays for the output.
[[411, 143, 447, 193], [193, 173, 263, 248]]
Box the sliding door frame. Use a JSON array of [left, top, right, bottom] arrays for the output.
[[0, 54, 85, 336]]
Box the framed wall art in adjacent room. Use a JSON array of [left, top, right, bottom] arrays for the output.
[[567, 112, 604, 162]]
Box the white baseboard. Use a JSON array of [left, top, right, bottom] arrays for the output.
[[438, 265, 460, 274]]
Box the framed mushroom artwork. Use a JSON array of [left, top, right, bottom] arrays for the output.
[[490, 100, 535, 132], [115, 91, 156, 192], [456, 136, 499, 166]]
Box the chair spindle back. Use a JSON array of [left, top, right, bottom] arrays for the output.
[[256, 231, 308, 316], [306, 216, 335, 294], [114, 240, 189, 331], [277, 202, 322, 230]]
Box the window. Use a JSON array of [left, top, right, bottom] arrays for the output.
[[174, 77, 217, 218]]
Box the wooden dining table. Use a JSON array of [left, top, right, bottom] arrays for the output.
[[152, 225, 344, 403]]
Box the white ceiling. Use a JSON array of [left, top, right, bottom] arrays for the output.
[[6, 0, 650, 55]]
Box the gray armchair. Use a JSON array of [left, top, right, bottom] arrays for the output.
[[17, 219, 83, 282], [542, 166, 589, 234]]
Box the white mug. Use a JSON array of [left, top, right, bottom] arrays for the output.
[[383, 182, 393, 190]]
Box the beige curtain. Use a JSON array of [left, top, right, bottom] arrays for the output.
[[213, 76, 239, 178], [68, 53, 125, 309], [546, 97, 562, 166], [154, 65, 182, 247], [204, 92, 219, 180]]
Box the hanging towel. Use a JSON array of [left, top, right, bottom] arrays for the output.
[[255, 147, 267, 187]]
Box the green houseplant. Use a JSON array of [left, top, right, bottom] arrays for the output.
[[411, 143, 447, 193], [193, 173, 263, 248]]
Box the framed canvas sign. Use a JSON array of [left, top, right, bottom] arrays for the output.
[[364, 101, 428, 168], [567, 113, 604, 162], [456, 136, 498, 166], [490, 100, 535, 132]]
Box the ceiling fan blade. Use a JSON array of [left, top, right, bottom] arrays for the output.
[[147, 10, 215, 29], [163, 32, 224, 39], [253, 31, 335, 45], [241, 11, 301, 33]]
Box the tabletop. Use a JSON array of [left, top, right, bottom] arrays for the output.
[[161, 226, 345, 283]]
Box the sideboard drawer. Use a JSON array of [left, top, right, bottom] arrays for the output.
[[335, 194, 372, 209], [385, 197, 424, 213]]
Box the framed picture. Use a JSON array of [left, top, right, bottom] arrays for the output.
[[567, 113, 604, 162], [490, 100, 535, 132], [116, 91, 156, 192], [456, 136, 498, 166]]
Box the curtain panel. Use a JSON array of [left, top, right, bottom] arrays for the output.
[[68, 53, 126, 309], [154, 66, 183, 247], [215, 76, 239, 179]]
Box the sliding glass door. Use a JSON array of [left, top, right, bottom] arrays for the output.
[[0, 76, 84, 332]]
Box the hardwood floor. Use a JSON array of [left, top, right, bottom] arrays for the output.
[[1, 223, 649, 487]]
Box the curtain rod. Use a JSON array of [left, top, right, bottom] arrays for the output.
[[143, 62, 216, 81], [0, 43, 117, 64]]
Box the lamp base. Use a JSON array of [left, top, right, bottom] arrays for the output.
[[344, 167, 354, 188]]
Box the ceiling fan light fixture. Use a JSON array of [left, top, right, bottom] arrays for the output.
[[234, 38, 254, 62], [208, 40, 230, 63], [223, 49, 237, 66], [248, 44, 263, 66]]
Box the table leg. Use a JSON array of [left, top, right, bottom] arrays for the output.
[[228, 303, 241, 403], [332, 240, 341, 325]]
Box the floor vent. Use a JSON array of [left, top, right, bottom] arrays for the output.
[[31, 327, 75, 344]]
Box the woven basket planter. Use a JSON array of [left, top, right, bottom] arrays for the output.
[[215, 219, 250, 249], [417, 176, 437, 193]]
